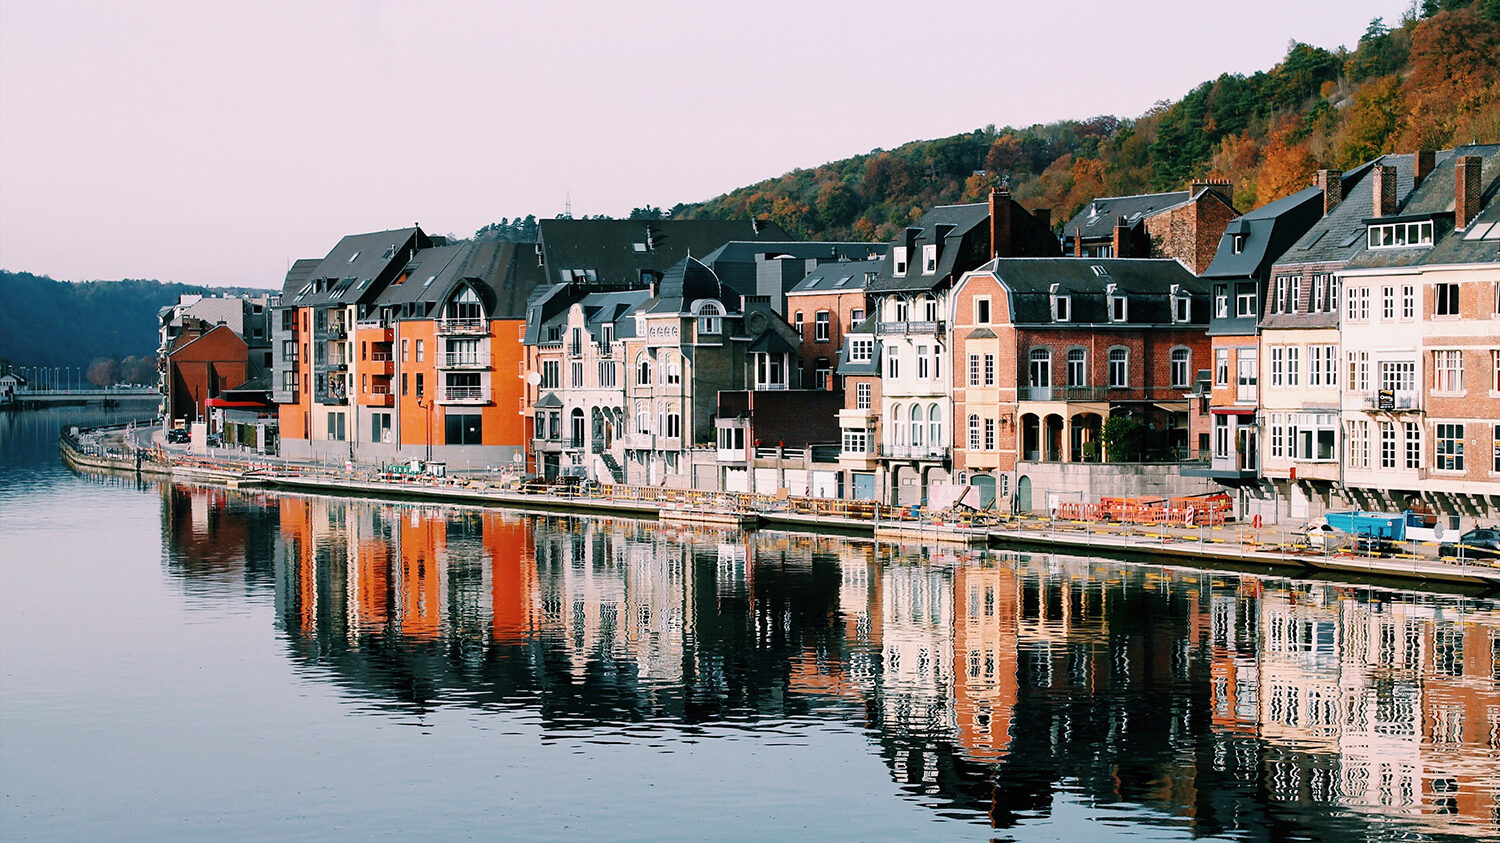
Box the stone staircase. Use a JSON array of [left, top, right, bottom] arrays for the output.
[[596, 452, 624, 484]]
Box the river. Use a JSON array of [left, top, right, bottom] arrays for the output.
[[2, 405, 1497, 840]]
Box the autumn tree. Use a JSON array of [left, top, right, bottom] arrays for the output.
[[1256, 120, 1320, 203], [87, 357, 121, 387], [1337, 76, 1406, 167]]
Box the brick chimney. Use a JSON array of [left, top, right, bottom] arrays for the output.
[[1111, 217, 1130, 258], [1314, 169, 1342, 215], [1456, 155, 1482, 230], [1372, 165, 1397, 218], [989, 187, 1013, 259], [1191, 178, 1232, 201], [1413, 150, 1435, 189]]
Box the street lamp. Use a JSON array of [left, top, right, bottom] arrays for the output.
[[416, 397, 434, 462]]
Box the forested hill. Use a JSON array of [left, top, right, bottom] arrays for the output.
[[0, 271, 273, 369], [672, 2, 1500, 241]]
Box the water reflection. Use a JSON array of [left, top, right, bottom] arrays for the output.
[[162, 485, 1500, 839]]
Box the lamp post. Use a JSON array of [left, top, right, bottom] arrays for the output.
[[417, 397, 433, 463]]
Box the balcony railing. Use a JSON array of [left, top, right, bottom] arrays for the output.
[[1016, 385, 1191, 402], [370, 384, 392, 396], [754, 382, 789, 391], [876, 321, 941, 336], [315, 322, 347, 340], [440, 385, 490, 404], [1361, 389, 1419, 411], [370, 351, 393, 362], [437, 318, 487, 336], [878, 444, 950, 460], [441, 353, 492, 369]]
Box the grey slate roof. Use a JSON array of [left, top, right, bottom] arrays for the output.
[[537, 219, 788, 286], [1344, 144, 1500, 271], [866, 203, 991, 294], [699, 240, 886, 266], [289, 227, 429, 307], [837, 336, 882, 375], [1060, 191, 1191, 241], [1202, 187, 1324, 280], [982, 257, 1206, 325], [280, 258, 323, 298], [788, 257, 884, 294], [372, 239, 547, 321], [644, 257, 741, 314]]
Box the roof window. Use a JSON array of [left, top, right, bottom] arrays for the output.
[[347, 251, 360, 263]]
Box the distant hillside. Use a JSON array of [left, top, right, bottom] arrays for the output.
[[673, 2, 1500, 239], [0, 271, 274, 369]]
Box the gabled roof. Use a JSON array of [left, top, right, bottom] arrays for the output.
[[1272, 158, 1389, 269], [537, 219, 788, 286], [867, 203, 991, 294], [979, 257, 1205, 325], [788, 257, 884, 295], [374, 239, 548, 321], [1344, 144, 1500, 271], [1202, 187, 1324, 280], [291, 227, 428, 307], [580, 289, 650, 339], [279, 258, 323, 298], [1060, 191, 1191, 240]]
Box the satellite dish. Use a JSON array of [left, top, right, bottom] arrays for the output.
[[526, 372, 541, 385]]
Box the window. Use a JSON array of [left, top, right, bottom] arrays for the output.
[[1108, 348, 1128, 388], [282, 340, 297, 362], [856, 382, 871, 409], [1215, 349, 1229, 386], [541, 360, 560, 390], [635, 355, 652, 386], [401, 339, 409, 362], [282, 370, 298, 392], [968, 354, 980, 387], [1307, 345, 1337, 388], [1401, 285, 1415, 319], [1290, 277, 1302, 313], [1110, 295, 1128, 322], [1434, 350, 1464, 393], [1436, 283, 1459, 316], [849, 338, 874, 362], [983, 354, 995, 386], [1053, 295, 1070, 322], [922, 296, 938, 322], [1270, 413, 1284, 459], [893, 298, 909, 322], [1170, 348, 1191, 388], [697, 301, 723, 335], [571, 361, 583, 387], [815, 357, 831, 390], [1286, 346, 1300, 387], [922, 244, 937, 273], [793, 311, 804, 339], [665, 355, 681, 385], [635, 402, 649, 435], [444, 414, 482, 445], [1215, 415, 1232, 459], [1405, 422, 1421, 470], [1067, 348, 1087, 387], [1270, 346, 1284, 388], [1367, 220, 1433, 249], [893, 247, 908, 277], [983, 418, 995, 450], [1436, 423, 1465, 471], [1380, 360, 1415, 392], [1493, 349, 1500, 392], [1029, 348, 1051, 389], [927, 404, 941, 451], [663, 410, 681, 440], [1236, 349, 1258, 402], [968, 415, 980, 450], [754, 353, 787, 389], [975, 298, 991, 324], [1379, 422, 1396, 469], [598, 360, 616, 388], [401, 372, 408, 396], [849, 308, 864, 328], [415, 339, 424, 362], [327, 411, 346, 441], [1174, 295, 1190, 323], [1232, 234, 1245, 254], [887, 351, 899, 379], [917, 345, 931, 379], [843, 429, 868, 454], [1273, 276, 1288, 313], [1236, 285, 1257, 318], [1382, 286, 1395, 320], [910, 405, 924, 447], [1493, 424, 1500, 473], [814, 311, 830, 342], [1346, 420, 1368, 469], [1348, 351, 1370, 392], [414, 373, 425, 398]]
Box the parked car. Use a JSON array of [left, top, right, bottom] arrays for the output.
[[1438, 528, 1500, 560], [165, 428, 189, 444]]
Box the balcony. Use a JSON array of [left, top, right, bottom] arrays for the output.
[[440, 385, 490, 404], [363, 386, 394, 407], [441, 353, 493, 370], [315, 322, 347, 340], [437, 318, 487, 336], [1016, 385, 1190, 402], [368, 352, 394, 375], [878, 444, 950, 461], [877, 321, 941, 336], [325, 355, 348, 371], [1361, 389, 1419, 412], [316, 390, 348, 406]]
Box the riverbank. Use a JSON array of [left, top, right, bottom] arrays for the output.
[[59, 424, 1500, 591]]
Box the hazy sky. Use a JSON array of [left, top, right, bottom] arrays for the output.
[[1, 0, 1407, 289]]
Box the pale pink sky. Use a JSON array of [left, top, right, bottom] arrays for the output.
[[1, 0, 1407, 288]]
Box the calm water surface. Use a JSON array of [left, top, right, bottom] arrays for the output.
[[2, 406, 1498, 841]]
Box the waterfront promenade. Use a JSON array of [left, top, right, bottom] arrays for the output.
[[60, 422, 1500, 591]]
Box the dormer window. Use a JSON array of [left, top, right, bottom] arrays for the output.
[[1091, 265, 1108, 277], [893, 247, 908, 277], [1232, 234, 1246, 254], [922, 244, 937, 274], [1049, 283, 1070, 322], [1171, 285, 1190, 323], [1368, 220, 1433, 249], [694, 300, 723, 335], [1106, 284, 1126, 322]]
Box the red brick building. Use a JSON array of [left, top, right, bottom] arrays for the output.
[[785, 257, 881, 391], [1060, 182, 1237, 273], [164, 324, 250, 427]]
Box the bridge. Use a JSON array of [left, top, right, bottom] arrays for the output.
[[5, 388, 159, 408]]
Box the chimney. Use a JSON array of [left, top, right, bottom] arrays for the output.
[[1191, 178, 1232, 201], [1032, 207, 1050, 231], [1314, 169, 1342, 215], [1372, 165, 1397, 218], [989, 187, 1013, 259], [1112, 217, 1130, 259], [1456, 155, 1482, 231], [1414, 150, 1435, 189]]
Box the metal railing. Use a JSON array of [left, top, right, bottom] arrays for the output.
[[437, 318, 487, 335], [878, 444, 950, 460], [1016, 385, 1191, 402], [876, 321, 941, 336], [441, 353, 492, 369], [441, 385, 490, 403], [1361, 390, 1419, 411]]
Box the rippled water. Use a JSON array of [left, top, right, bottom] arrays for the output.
[[3, 406, 1498, 840]]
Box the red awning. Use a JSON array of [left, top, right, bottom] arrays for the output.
[[1211, 407, 1257, 416], [205, 398, 273, 409]]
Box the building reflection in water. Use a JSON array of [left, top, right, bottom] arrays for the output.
[[162, 484, 1500, 838]]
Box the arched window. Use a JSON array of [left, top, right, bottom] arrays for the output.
[[662, 406, 682, 439], [446, 285, 484, 323], [1108, 347, 1129, 388], [910, 404, 924, 447], [1170, 347, 1192, 388], [664, 352, 682, 385], [928, 403, 941, 452], [570, 408, 585, 447], [891, 403, 904, 447], [1029, 348, 1052, 389], [636, 353, 653, 386], [635, 401, 649, 434], [1066, 348, 1087, 387], [968, 414, 980, 450], [694, 300, 723, 335]]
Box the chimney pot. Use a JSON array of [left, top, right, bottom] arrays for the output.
[[1456, 155, 1483, 230]]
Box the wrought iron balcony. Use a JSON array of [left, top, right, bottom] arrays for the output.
[[437, 318, 487, 336]]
